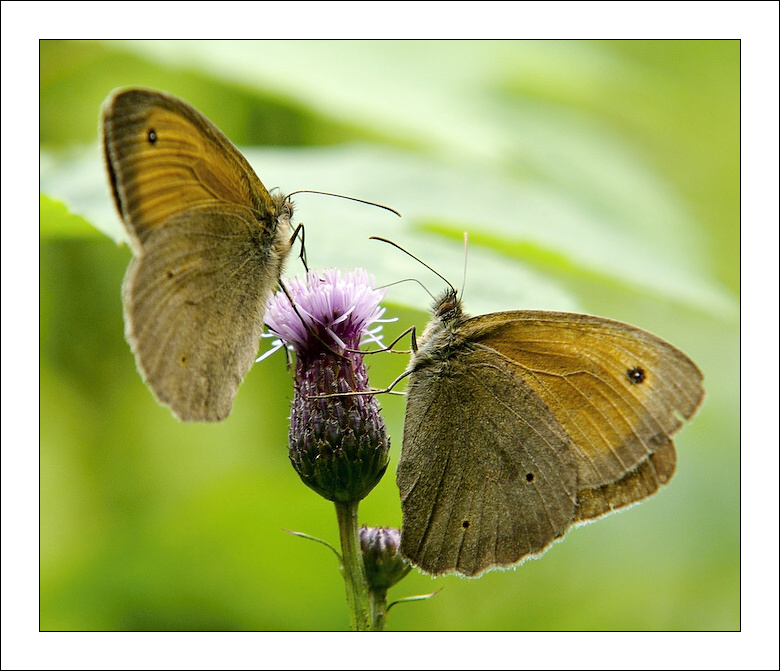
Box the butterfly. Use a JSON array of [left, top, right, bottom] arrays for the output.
[[102, 87, 293, 421], [397, 286, 704, 577]]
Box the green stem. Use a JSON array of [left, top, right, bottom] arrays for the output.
[[334, 500, 372, 631], [369, 588, 388, 631]]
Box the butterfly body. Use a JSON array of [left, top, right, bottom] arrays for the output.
[[398, 289, 704, 577], [103, 88, 292, 421]]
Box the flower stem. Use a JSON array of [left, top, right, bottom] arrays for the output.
[[334, 500, 372, 631], [369, 588, 388, 631]]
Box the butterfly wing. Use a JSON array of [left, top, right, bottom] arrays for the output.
[[123, 205, 289, 421], [103, 88, 279, 247], [398, 346, 579, 577], [468, 311, 704, 489], [574, 441, 676, 522], [103, 88, 292, 421]]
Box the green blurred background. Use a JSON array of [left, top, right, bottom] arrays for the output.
[[40, 40, 739, 631]]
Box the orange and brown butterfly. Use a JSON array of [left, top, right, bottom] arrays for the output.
[[102, 87, 293, 422], [397, 285, 705, 577]]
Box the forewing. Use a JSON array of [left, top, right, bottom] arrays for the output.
[[103, 88, 275, 247], [468, 311, 704, 488]]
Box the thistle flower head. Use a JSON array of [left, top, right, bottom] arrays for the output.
[[265, 269, 391, 503], [264, 268, 388, 357]]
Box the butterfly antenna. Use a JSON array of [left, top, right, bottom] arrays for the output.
[[460, 231, 469, 302], [369, 236, 457, 296], [286, 190, 401, 218], [377, 276, 437, 302]]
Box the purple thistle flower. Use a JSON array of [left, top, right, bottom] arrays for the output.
[[265, 269, 391, 503]]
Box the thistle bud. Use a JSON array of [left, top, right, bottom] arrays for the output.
[[360, 526, 412, 590]]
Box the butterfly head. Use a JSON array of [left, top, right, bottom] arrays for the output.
[[264, 188, 293, 226], [432, 288, 464, 325]]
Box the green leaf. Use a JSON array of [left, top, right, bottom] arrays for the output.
[[41, 141, 734, 320], [40, 193, 101, 238]]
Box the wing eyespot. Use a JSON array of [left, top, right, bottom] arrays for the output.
[[627, 366, 646, 384]]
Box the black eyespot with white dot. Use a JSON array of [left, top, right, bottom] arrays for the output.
[[147, 129, 157, 144], [627, 366, 646, 384]]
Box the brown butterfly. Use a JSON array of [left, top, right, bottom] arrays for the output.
[[397, 287, 705, 577], [102, 88, 293, 421]]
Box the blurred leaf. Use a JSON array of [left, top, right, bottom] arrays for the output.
[[40, 193, 101, 238], [41, 141, 735, 320], [40, 145, 122, 240]]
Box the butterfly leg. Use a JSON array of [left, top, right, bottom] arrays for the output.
[[289, 222, 308, 272]]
